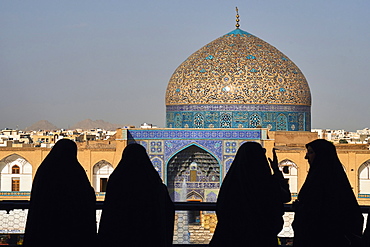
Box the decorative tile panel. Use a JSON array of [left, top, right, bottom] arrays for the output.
[[127, 129, 263, 141], [166, 107, 310, 131]]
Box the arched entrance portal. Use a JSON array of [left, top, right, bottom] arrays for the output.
[[167, 145, 220, 202]]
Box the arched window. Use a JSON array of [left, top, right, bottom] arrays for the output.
[[189, 162, 198, 182], [12, 165, 20, 174], [277, 114, 288, 131], [193, 113, 204, 128], [249, 113, 261, 128], [220, 113, 232, 128]]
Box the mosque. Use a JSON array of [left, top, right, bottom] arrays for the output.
[[0, 10, 369, 240], [129, 12, 314, 203]]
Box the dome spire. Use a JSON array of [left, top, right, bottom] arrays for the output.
[[235, 7, 240, 28]]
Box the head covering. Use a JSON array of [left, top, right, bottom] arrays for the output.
[[293, 139, 363, 247], [210, 142, 283, 247], [98, 143, 174, 247], [217, 142, 274, 205], [299, 139, 359, 204], [23, 139, 97, 247]]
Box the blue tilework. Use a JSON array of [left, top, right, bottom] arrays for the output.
[[124, 129, 266, 182], [166, 106, 310, 131], [167, 104, 310, 112], [206, 191, 218, 202], [151, 157, 163, 178], [164, 140, 223, 163], [127, 129, 262, 140], [226, 28, 253, 36]]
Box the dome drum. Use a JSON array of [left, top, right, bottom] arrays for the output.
[[166, 104, 310, 131]]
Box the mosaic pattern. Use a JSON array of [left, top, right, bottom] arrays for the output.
[[165, 28, 311, 130], [166, 109, 310, 131], [224, 141, 238, 154], [167, 104, 310, 112], [205, 191, 217, 202], [127, 129, 267, 182], [127, 129, 263, 141], [151, 157, 163, 178], [224, 157, 234, 173], [174, 183, 219, 190], [166, 28, 311, 106], [167, 145, 221, 200], [149, 141, 163, 154], [164, 140, 223, 162]]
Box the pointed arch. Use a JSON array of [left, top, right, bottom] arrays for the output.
[[193, 113, 204, 128], [92, 160, 113, 192], [166, 143, 221, 167], [166, 144, 220, 202], [0, 154, 32, 191], [279, 159, 298, 194], [151, 157, 163, 179], [249, 113, 261, 128], [276, 113, 288, 131], [187, 190, 203, 201], [220, 112, 232, 128], [359, 160, 370, 194]]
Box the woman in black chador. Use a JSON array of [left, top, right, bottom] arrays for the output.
[[23, 139, 97, 247], [362, 209, 370, 247], [209, 142, 290, 247], [293, 139, 363, 247], [98, 143, 175, 247]]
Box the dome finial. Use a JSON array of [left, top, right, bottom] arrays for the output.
[[235, 7, 240, 28]]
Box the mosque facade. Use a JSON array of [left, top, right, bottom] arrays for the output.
[[125, 128, 269, 202], [141, 23, 312, 202]]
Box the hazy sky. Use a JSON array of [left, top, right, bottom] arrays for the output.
[[1, 0, 369, 131]]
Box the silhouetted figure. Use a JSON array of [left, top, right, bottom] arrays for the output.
[[23, 139, 97, 247], [293, 139, 363, 247], [98, 143, 175, 247], [209, 142, 290, 247], [361, 209, 370, 247]]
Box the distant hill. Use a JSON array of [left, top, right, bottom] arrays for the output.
[[25, 120, 58, 131], [70, 119, 123, 130]]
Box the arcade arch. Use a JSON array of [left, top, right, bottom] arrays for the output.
[[278, 159, 298, 194], [167, 145, 220, 202], [0, 154, 32, 191], [359, 160, 370, 194], [92, 160, 114, 192]]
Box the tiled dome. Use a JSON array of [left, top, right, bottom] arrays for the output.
[[165, 28, 311, 131]]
